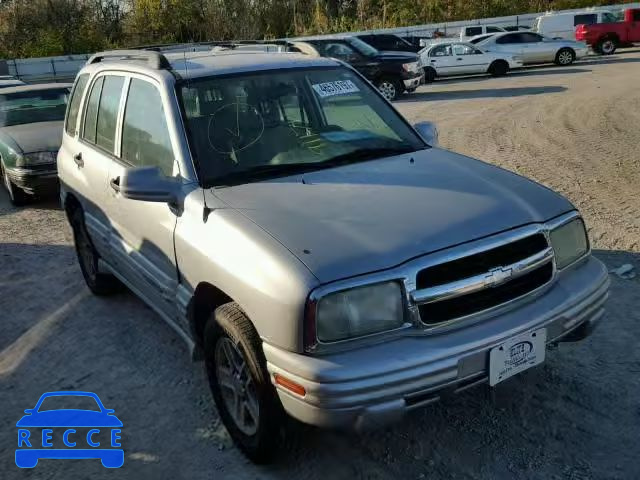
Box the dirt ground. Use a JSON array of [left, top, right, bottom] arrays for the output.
[[2, 51, 640, 479]]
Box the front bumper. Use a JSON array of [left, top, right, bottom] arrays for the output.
[[402, 71, 423, 90], [265, 255, 609, 430], [5, 165, 59, 195]]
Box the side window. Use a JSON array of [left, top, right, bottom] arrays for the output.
[[121, 79, 174, 176], [65, 73, 89, 136], [521, 33, 543, 42], [574, 14, 597, 26], [496, 33, 518, 44], [452, 44, 475, 55], [430, 44, 452, 57], [95, 76, 124, 153], [486, 26, 502, 33], [466, 27, 482, 36], [82, 76, 104, 144], [633, 10, 640, 22], [324, 42, 359, 62]]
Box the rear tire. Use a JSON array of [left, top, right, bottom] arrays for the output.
[[423, 67, 436, 83], [489, 60, 509, 77], [375, 77, 401, 101], [1, 161, 29, 206], [596, 38, 617, 55], [204, 303, 282, 464], [70, 207, 122, 295], [555, 48, 575, 66]]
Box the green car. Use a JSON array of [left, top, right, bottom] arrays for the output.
[[0, 83, 70, 205]]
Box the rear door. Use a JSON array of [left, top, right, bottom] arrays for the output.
[[106, 75, 180, 320], [450, 43, 491, 74], [519, 32, 550, 62], [494, 33, 526, 57]]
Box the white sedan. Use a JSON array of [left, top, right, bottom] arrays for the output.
[[419, 42, 523, 82]]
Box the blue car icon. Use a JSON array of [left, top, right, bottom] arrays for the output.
[[16, 391, 123, 468]]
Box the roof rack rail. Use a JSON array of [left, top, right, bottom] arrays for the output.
[[87, 50, 171, 70]]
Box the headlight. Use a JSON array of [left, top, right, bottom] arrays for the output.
[[315, 281, 405, 343], [549, 218, 589, 269], [16, 151, 57, 167], [402, 62, 419, 73]]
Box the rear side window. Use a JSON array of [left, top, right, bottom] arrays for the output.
[[574, 14, 597, 26], [65, 73, 89, 136], [486, 26, 502, 33], [496, 33, 519, 44], [121, 79, 174, 176], [466, 27, 482, 36], [82, 76, 104, 144], [95, 76, 124, 153]]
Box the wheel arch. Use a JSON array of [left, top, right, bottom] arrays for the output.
[[188, 281, 234, 359]]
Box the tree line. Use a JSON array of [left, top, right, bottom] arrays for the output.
[[0, 0, 620, 59]]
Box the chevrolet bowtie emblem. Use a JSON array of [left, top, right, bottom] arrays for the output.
[[484, 266, 513, 287]]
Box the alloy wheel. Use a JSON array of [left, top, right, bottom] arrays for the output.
[[558, 51, 573, 65], [602, 40, 615, 54], [215, 337, 260, 436], [378, 81, 397, 101]]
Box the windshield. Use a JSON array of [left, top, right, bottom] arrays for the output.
[[347, 37, 379, 56], [0, 88, 69, 127], [38, 395, 101, 412], [178, 67, 425, 187]]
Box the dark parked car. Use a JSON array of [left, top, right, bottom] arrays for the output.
[[0, 83, 71, 205], [299, 37, 423, 101], [355, 33, 422, 53]]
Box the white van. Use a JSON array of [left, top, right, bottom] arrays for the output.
[[459, 25, 506, 41], [532, 10, 619, 40]]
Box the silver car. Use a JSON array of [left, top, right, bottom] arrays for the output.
[[58, 48, 608, 463], [478, 31, 589, 65]]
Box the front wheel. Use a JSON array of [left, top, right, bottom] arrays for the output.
[[375, 77, 401, 101], [423, 67, 437, 83], [489, 60, 509, 77], [555, 48, 575, 66], [204, 303, 282, 464]]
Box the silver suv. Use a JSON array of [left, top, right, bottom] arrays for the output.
[[58, 48, 609, 463]]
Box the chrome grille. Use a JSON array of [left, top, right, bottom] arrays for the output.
[[412, 233, 554, 326]]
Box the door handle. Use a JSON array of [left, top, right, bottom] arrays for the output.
[[110, 177, 121, 193], [430, 60, 436, 63], [73, 153, 84, 168], [456, 58, 463, 61]]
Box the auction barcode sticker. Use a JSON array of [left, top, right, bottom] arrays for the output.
[[312, 80, 360, 98]]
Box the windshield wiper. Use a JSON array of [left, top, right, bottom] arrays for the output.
[[207, 146, 419, 187], [321, 145, 419, 167]]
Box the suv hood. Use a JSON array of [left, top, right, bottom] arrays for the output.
[[0, 121, 63, 153], [376, 51, 419, 62], [214, 148, 573, 283]]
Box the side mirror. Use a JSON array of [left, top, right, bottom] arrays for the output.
[[414, 121, 439, 147], [118, 166, 182, 204], [24, 409, 34, 414]]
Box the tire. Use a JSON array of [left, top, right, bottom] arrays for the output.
[[555, 48, 575, 66], [489, 60, 509, 77], [423, 67, 436, 83], [1, 161, 29, 206], [596, 38, 617, 55], [70, 207, 122, 295], [204, 302, 282, 464], [375, 77, 401, 101]]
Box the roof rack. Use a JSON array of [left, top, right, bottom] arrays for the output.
[[87, 50, 171, 70]]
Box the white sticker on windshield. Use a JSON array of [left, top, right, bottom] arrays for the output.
[[312, 80, 360, 98]]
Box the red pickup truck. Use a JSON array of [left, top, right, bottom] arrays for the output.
[[576, 8, 640, 54]]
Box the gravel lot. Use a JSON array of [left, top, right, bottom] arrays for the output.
[[2, 51, 640, 479]]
